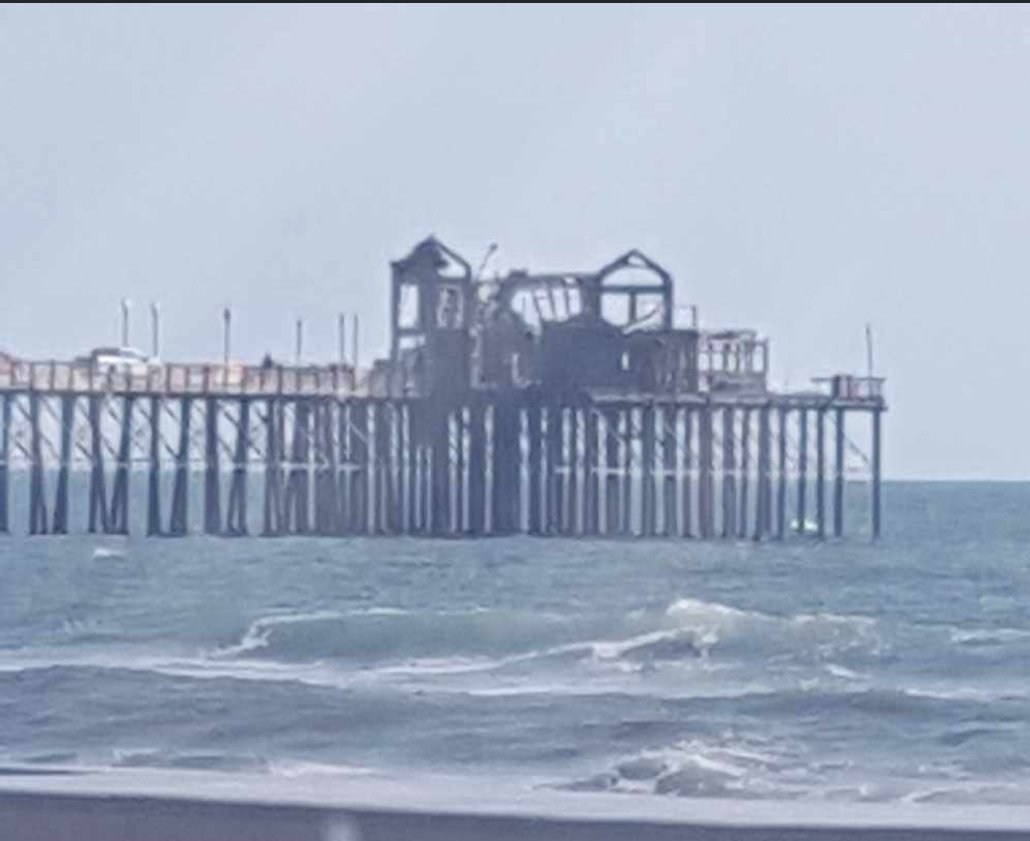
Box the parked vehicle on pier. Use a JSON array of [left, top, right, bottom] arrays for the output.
[[75, 346, 160, 375]]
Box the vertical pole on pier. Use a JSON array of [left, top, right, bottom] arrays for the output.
[[350, 401, 369, 534], [641, 404, 656, 537], [776, 406, 788, 540], [721, 406, 736, 539], [262, 398, 284, 535], [753, 404, 770, 541], [526, 401, 542, 535], [88, 395, 109, 534], [110, 396, 135, 535], [169, 397, 192, 536], [834, 407, 845, 538], [737, 408, 751, 539], [28, 392, 47, 535], [661, 407, 676, 537], [585, 405, 600, 536], [698, 403, 714, 539], [603, 407, 620, 535], [53, 395, 76, 534], [680, 407, 693, 538], [203, 397, 221, 534], [816, 407, 826, 539], [226, 399, 251, 535], [0, 395, 9, 534], [871, 406, 882, 540], [147, 396, 162, 536], [324, 400, 343, 534]]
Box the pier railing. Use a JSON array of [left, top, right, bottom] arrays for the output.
[[0, 360, 379, 397]]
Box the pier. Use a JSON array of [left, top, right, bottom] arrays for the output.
[[0, 238, 885, 539]]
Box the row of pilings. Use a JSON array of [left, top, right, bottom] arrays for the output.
[[0, 391, 882, 539]]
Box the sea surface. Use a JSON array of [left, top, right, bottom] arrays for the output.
[[2, 481, 1030, 804]]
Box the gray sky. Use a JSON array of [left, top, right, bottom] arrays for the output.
[[1, 4, 1028, 480]]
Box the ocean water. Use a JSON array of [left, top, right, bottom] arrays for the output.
[[1, 481, 1029, 805]]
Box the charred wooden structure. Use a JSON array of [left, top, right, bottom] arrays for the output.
[[0, 238, 885, 539]]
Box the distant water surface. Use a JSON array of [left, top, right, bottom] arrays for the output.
[[2, 481, 1030, 804]]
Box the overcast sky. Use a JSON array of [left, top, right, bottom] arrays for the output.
[[1, 4, 1028, 479]]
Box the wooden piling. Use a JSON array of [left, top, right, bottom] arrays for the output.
[[88, 395, 109, 534], [0, 395, 9, 534], [834, 406, 845, 538], [721, 406, 736, 539], [202, 398, 221, 535], [28, 392, 47, 535], [226, 399, 251, 535], [698, 403, 714, 539], [110, 396, 135, 535], [872, 406, 882, 540], [816, 407, 826, 539], [753, 404, 770, 541], [796, 409, 808, 534], [262, 398, 285, 536], [641, 404, 657, 537], [53, 395, 75, 534], [776, 406, 787, 540], [737, 408, 751, 539], [680, 407, 693, 538], [603, 407, 621, 535], [168, 398, 191, 536], [147, 396, 162, 536], [661, 407, 676, 537], [526, 402, 542, 535]]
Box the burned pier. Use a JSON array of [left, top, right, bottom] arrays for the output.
[[0, 238, 885, 539]]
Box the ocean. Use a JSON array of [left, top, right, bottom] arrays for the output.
[[1, 481, 1029, 805]]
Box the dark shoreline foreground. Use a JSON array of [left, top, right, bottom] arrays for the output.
[[1, 768, 1029, 841]]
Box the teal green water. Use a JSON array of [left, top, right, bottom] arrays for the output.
[[1, 481, 1029, 803]]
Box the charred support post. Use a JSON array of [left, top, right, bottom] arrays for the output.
[[349, 402, 369, 535], [169, 397, 192, 536], [776, 407, 787, 540], [816, 408, 826, 539], [492, 399, 520, 534], [429, 405, 450, 536], [796, 409, 808, 535], [721, 406, 736, 539], [661, 407, 676, 537], [872, 406, 882, 540], [737, 408, 751, 539], [110, 396, 135, 535], [545, 405, 563, 535], [525, 402, 542, 535], [262, 398, 284, 536], [28, 392, 47, 535], [698, 403, 714, 539], [226, 399, 251, 535], [680, 407, 693, 538], [566, 407, 579, 534], [834, 407, 845, 538], [88, 395, 109, 534], [147, 397, 162, 536], [468, 401, 487, 534], [286, 400, 312, 534], [641, 404, 656, 537], [0, 395, 9, 534], [603, 408, 620, 535], [621, 408, 634, 536], [53, 395, 75, 534], [203, 398, 221, 535], [753, 405, 770, 541], [373, 402, 390, 533]]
